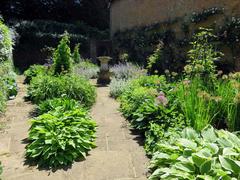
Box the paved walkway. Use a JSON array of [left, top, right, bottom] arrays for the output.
[[0, 76, 148, 180]]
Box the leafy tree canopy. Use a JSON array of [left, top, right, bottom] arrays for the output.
[[0, 0, 109, 30]]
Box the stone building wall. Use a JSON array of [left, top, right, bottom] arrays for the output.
[[110, 0, 240, 36]]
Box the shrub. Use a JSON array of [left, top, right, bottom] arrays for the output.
[[53, 32, 72, 75], [147, 42, 165, 75], [131, 96, 186, 132], [72, 43, 81, 64], [130, 75, 168, 90], [0, 20, 13, 63], [27, 75, 96, 108], [37, 98, 81, 115], [26, 108, 97, 168], [149, 126, 240, 179], [109, 78, 130, 98], [119, 53, 130, 63], [119, 86, 157, 120], [119, 75, 177, 129], [24, 65, 49, 84], [110, 63, 146, 80], [0, 20, 16, 112], [73, 60, 99, 79], [184, 28, 222, 84]]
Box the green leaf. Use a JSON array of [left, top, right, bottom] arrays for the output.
[[201, 126, 217, 143], [200, 159, 212, 174], [177, 138, 197, 149], [192, 152, 210, 167], [197, 175, 214, 180], [219, 156, 240, 175], [174, 162, 195, 173], [45, 139, 52, 144], [222, 148, 239, 156], [206, 143, 219, 155], [217, 138, 234, 148], [182, 127, 199, 140]]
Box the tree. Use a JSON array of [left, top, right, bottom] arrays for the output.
[[72, 43, 81, 64], [0, 0, 109, 30], [53, 32, 72, 75]]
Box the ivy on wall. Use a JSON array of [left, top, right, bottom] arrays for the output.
[[113, 7, 240, 73], [191, 7, 224, 23]]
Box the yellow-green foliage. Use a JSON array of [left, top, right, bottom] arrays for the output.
[[53, 32, 72, 75], [72, 43, 81, 64]]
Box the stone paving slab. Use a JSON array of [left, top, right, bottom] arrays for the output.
[[0, 77, 148, 180]]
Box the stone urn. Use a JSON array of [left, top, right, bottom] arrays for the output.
[[97, 56, 112, 84]]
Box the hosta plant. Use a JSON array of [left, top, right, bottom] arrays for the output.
[[149, 126, 240, 180], [26, 108, 97, 168], [37, 97, 81, 115]]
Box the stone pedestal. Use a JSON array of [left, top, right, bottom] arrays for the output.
[[97, 56, 111, 84]]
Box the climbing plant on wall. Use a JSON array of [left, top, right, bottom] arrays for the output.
[[113, 7, 240, 73]]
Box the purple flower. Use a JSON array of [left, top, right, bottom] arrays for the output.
[[157, 91, 168, 106], [183, 80, 191, 86]]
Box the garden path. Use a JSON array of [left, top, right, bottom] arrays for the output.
[[0, 76, 148, 180]]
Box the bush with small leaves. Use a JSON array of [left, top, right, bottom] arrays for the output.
[[24, 65, 49, 84], [27, 75, 96, 108]]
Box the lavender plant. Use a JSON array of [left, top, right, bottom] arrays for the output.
[[73, 60, 99, 79], [109, 78, 130, 98], [110, 62, 146, 80]]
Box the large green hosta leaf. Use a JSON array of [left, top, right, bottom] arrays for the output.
[[149, 126, 240, 179], [25, 107, 96, 168]]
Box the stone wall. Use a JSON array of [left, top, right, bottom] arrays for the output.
[[110, 0, 240, 36]]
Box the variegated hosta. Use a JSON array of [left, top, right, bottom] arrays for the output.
[[26, 108, 97, 168], [149, 126, 240, 180]]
